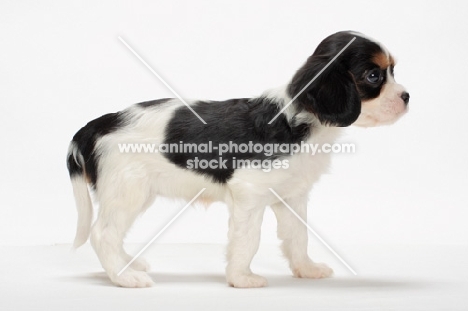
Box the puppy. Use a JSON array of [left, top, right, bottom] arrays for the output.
[[67, 31, 409, 288]]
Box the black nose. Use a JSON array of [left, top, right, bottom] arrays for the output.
[[401, 92, 410, 105]]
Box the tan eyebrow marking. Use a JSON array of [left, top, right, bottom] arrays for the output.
[[373, 52, 395, 69]]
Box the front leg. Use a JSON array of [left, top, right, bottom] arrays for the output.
[[270, 194, 333, 279], [226, 204, 267, 288]]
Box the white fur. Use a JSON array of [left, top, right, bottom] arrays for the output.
[[70, 87, 342, 288], [70, 39, 407, 287], [354, 70, 408, 127], [70, 175, 93, 249]]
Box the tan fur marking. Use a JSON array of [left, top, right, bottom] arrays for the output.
[[373, 52, 391, 69], [84, 172, 92, 184], [197, 196, 215, 207], [389, 55, 395, 67]]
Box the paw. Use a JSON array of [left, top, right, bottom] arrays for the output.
[[227, 273, 268, 288], [292, 262, 334, 279], [130, 257, 151, 272], [110, 270, 154, 288]]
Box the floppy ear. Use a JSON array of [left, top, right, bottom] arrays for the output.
[[288, 56, 361, 127]]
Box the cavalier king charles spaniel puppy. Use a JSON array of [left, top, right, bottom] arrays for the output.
[[67, 31, 409, 288]]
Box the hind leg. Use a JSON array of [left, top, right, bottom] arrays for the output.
[[90, 179, 154, 288], [118, 193, 156, 273]]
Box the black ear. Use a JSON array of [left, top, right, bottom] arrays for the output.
[[288, 56, 361, 127]]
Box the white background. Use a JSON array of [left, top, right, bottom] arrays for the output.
[[1, 0, 468, 248]]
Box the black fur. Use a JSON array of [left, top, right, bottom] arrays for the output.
[[137, 98, 171, 108], [68, 31, 392, 186], [66, 153, 82, 177], [68, 112, 127, 186], [68, 98, 171, 184], [288, 31, 387, 126], [163, 97, 311, 183]]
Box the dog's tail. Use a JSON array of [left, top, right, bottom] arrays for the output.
[[66, 142, 93, 249]]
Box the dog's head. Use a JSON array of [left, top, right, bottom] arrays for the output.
[[288, 31, 409, 127]]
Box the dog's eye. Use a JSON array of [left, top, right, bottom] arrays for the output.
[[366, 69, 383, 84]]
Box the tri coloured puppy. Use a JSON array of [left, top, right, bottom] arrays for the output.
[[67, 31, 409, 288]]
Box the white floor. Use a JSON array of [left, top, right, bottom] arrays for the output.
[[1, 243, 467, 311]]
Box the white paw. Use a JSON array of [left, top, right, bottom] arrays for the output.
[[292, 262, 334, 279], [130, 257, 151, 272], [110, 270, 154, 288], [227, 273, 268, 288]]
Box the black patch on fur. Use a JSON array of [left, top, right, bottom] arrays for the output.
[[137, 98, 172, 108], [67, 152, 82, 177], [288, 31, 387, 126], [68, 111, 127, 186], [163, 98, 311, 183]]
